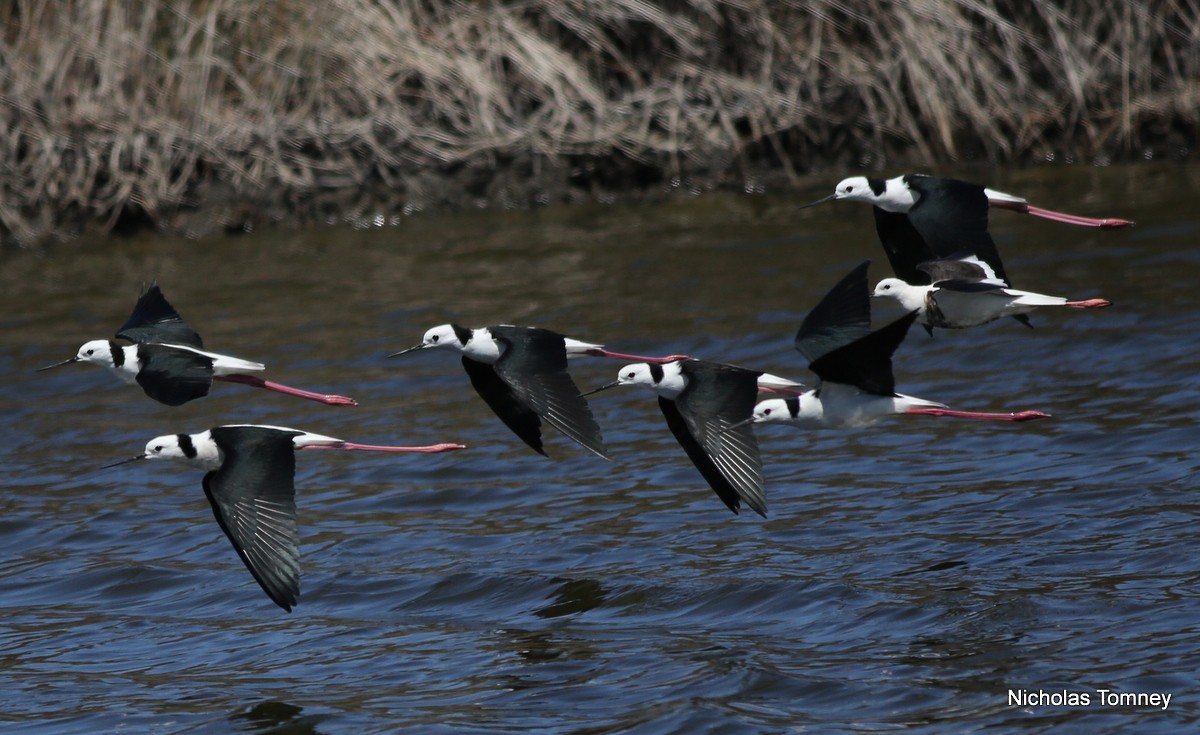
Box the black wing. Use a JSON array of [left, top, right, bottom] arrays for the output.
[[794, 260, 873, 364], [904, 175, 1011, 286], [659, 398, 747, 516], [932, 279, 1009, 294], [873, 208, 939, 284], [203, 426, 303, 612], [116, 282, 204, 348], [810, 311, 918, 396], [461, 356, 547, 456], [490, 326, 608, 460], [917, 255, 1001, 285], [135, 344, 214, 406], [669, 361, 766, 517]]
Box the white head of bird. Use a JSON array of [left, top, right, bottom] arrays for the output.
[[751, 398, 793, 424], [405, 324, 465, 353], [612, 361, 687, 399], [142, 431, 222, 469], [391, 323, 483, 359], [873, 278, 927, 311], [419, 324, 467, 351], [52, 339, 137, 383], [830, 176, 916, 212], [73, 340, 121, 368]]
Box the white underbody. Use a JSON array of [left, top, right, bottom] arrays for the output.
[[769, 384, 946, 429], [875, 281, 1068, 328], [924, 287, 1067, 328]]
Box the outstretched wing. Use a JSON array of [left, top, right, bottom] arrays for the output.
[[669, 361, 766, 517], [135, 344, 214, 406], [658, 398, 747, 516], [904, 175, 1011, 286], [490, 326, 608, 459], [873, 208, 939, 284], [116, 282, 204, 347], [917, 253, 1007, 287], [810, 311, 918, 397], [794, 261, 873, 364], [462, 356, 547, 456], [203, 426, 303, 612]]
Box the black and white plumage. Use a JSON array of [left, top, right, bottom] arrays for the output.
[[801, 174, 1014, 287], [37, 283, 357, 406], [391, 324, 612, 459], [873, 254, 1112, 330], [587, 359, 767, 517], [799, 173, 1132, 290], [744, 261, 1051, 429], [103, 425, 465, 611]]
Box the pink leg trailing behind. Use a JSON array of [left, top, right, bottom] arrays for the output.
[[905, 407, 1051, 422], [990, 199, 1134, 228], [217, 374, 358, 406], [1065, 298, 1112, 309], [583, 348, 691, 364], [302, 442, 466, 453], [757, 385, 804, 396]]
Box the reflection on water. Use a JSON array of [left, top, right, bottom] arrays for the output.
[[231, 701, 327, 734], [2, 163, 1199, 733]]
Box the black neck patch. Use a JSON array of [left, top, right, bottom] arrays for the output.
[[177, 433, 197, 459], [867, 178, 886, 196], [785, 397, 801, 418], [451, 324, 473, 346], [109, 341, 125, 368], [649, 363, 664, 384]]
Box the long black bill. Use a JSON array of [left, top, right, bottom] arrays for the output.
[[387, 344, 426, 358], [796, 193, 838, 210], [99, 455, 147, 470], [36, 357, 80, 372], [579, 381, 621, 398]]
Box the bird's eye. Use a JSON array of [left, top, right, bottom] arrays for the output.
[[842, 185, 853, 193], [152, 445, 163, 453], [430, 335, 439, 343], [625, 371, 635, 379], [763, 408, 772, 415], [85, 349, 94, 356]]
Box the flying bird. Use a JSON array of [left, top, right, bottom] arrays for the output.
[[390, 324, 689, 459], [38, 283, 357, 406], [798, 173, 1132, 293], [741, 261, 1051, 430], [103, 425, 465, 611], [873, 254, 1112, 331], [586, 359, 768, 517]]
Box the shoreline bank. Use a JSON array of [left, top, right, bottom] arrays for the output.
[[2, 1, 1196, 245]]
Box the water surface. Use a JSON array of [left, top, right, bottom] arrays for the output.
[[2, 163, 1198, 733]]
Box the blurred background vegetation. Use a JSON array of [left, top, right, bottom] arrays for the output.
[[1, 0, 1196, 244]]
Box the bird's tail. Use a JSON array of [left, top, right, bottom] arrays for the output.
[[1005, 289, 1069, 308], [894, 393, 948, 412]]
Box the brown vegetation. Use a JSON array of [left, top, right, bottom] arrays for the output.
[[1, 0, 1197, 244]]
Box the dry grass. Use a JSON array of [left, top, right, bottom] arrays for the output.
[[1, 0, 1197, 243]]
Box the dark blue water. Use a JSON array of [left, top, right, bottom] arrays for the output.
[[2, 164, 1198, 733]]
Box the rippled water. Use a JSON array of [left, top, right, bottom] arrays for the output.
[[2, 163, 1199, 733]]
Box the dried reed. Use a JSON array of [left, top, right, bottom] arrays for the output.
[[1, 0, 1196, 243]]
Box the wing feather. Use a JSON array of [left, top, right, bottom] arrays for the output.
[[670, 362, 766, 516], [490, 327, 608, 459], [116, 282, 205, 347], [794, 261, 873, 364], [203, 426, 302, 611]]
